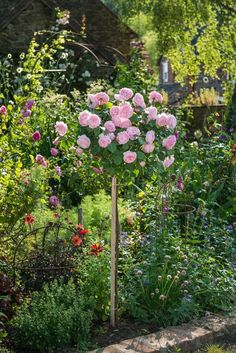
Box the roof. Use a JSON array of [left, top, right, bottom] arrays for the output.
[[0, 0, 137, 65]]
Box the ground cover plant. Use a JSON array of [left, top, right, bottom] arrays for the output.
[[0, 10, 236, 353]]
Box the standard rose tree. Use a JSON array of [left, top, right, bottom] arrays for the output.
[[75, 88, 178, 177]]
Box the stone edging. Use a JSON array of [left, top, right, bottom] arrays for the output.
[[88, 314, 236, 353]]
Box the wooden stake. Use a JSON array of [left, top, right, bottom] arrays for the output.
[[78, 208, 83, 225], [110, 176, 119, 327]]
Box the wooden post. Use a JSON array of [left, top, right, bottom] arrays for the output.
[[110, 176, 119, 327], [78, 208, 83, 225]]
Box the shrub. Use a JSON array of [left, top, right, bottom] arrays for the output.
[[11, 280, 92, 352]]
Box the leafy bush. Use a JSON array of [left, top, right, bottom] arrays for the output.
[[11, 280, 92, 352]]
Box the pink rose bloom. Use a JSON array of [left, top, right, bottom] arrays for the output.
[[117, 131, 130, 145], [49, 195, 59, 207], [112, 115, 122, 127], [55, 166, 62, 176], [132, 93, 146, 109], [93, 167, 103, 174], [149, 91, 163, 104], [104, 120, 116, 132], [145, 130, 155, 144], [88, 94, 99, 108], [142, 144, 155, 153], [75, 147, 83, 155], [114, 88, 133, 101], [110, 106, 120, 118], [51, 147, 59, 157], [98, 134, 112, 148], [53, 137, 60, 145], [127, 126, 141, 140], [140, 161, 146, 167], [166, 114, 177, 129], [123, 151, 137, 164], [120, 118, 132, 128], [119, 103, 133, 119], [162, 135, 177, 150], [95, 92, 109, 105], [156, 113, 168, 127], [108, 133, 115, 141], [163, 155, 175, 168], [77, 135, 91, 149], [79, 110, 90, 126], [88, 114, 101, 129], [32, 131, 41, 141], [55, 121, 68, 136], [0, 105, 7, 115], [147, 106, 158, 120]]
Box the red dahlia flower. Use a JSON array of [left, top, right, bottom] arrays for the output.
[[24, 214, 35, 225], [90, 243, 103, 256], [79, 229, 89, 235], [72, 235, 82, 247]]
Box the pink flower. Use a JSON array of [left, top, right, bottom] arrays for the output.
[[110, 106, 120, 118], [145, 131, 155, 144], [127, 126, 141, 140], [162, 135, 177, 150], [75, 147, 83, 155], [104, 120, 116, 133], [147, 106, 158, 120], [112, 115, 122, 127], [53, 137, 60, 145], [114, 88, 133, 101], [35, 154, 47, 167], [0, 105, 7, 115], [132, 93, 146, 109], [108, 133, 115, 141], [32, 131, 41, 141], [166, 114, 177, 129], [95, 92, 109, 105], [123, 151, 137, 164], [117, 131, 130, 145], [149, 91, 163, 104], [98, 134, 112, 148], [79, 110, 90, 126], [35, 154, 44, 164], [93, 167, 103, 174], [77, 135, 91, 149], [120, 118, 132, 128], [55, 121, 68, 136], [51, 148, 59, 157], [49, 195, 59, 207], [55, 166, 62, 176], [140, 161, 146, 167], [142, 144, 155, 153], [163, 155, 175, 168], [156, 113, 168, 127], [119, 103, 133, 119], [88, 94, 99, 108], [88, 114, 101, 128]]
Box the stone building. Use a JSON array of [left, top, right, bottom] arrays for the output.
[[0, 0, 136, 66]]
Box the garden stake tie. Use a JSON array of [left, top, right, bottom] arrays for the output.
[[110, 176, 119, 327]]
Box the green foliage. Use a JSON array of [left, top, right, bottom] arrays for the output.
[[111, 0, 236, 84], [77, 252, 111, 321], [11, 280, 92, 353]]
